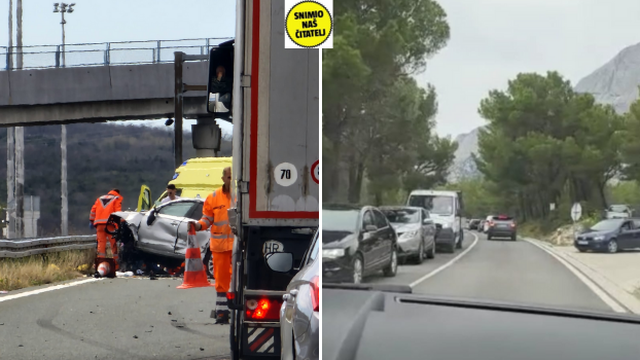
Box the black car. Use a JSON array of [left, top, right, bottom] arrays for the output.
[[574, 218, 640, 253], [486, 215, 517, 241], [322, 204, 398, 284]]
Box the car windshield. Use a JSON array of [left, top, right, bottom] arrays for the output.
[[608, 205, 628, 212], [322, 209, 360, 233], [590, 219, 625, 232], [408, 195, 454, 215], [381, 208, 420, 224]]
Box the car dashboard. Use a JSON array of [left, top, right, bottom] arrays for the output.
[[323, 286, 640, 360]]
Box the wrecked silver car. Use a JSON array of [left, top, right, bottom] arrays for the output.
[[107, 198, 213, 278]]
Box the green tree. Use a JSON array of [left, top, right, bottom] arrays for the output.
[[476, 71, 624, 222], [323, 0, 455, 204]]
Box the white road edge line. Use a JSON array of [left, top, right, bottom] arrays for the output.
[[523, 238, 627, 314], [410, 232, 479, 288], [0, 278, 103, 304]]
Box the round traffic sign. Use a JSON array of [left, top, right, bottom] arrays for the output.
[[311, 160, 319, 184], [274, 162, 298, 187], [571, 202, 582, 222]]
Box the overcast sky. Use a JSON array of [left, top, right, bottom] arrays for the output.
[[4, 1, 640, 139], [417, 0, 640, 138]]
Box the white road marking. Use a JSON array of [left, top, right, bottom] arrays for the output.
[[410, 232, 479, 288], [0, 278, 103, 304], [523, 238, 627, 313]]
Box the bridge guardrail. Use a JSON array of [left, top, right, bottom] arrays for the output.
[[0, 235, 96, 258], [0, 37, 232, 71]]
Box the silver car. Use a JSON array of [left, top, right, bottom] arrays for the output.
[[107, 198, 213, 277], [265, 230, 319, 360], [380, 206, 436, 264]]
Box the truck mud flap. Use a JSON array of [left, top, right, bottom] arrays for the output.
[[243, 324, 281, 356]]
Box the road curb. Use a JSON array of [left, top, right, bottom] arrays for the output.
[[524, 237, 640, 315]]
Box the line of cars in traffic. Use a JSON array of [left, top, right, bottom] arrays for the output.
[[322, 190, 466, 284]]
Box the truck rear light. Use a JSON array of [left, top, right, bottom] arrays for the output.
[[510, 222, 516, 228], [489, 221, 494, 227], [311, 276, 319, 312], [227, 292, 235, 300], [245, 297, 281, 321]]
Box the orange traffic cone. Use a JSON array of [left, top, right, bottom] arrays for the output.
[[177, 222, 214, 289]]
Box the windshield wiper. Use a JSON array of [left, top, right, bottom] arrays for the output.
[[323, 282, 412, 294]]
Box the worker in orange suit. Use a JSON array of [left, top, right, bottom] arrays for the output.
[[90, 189, 123, 273], [193, 167, 234, 324]]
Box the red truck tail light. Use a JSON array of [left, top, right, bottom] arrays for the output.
[[226, 292, 235, 300], [311, 276, 319, 312], [245, 297, 281, 321]]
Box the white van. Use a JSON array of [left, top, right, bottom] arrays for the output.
[[407, 190, 464, 253]]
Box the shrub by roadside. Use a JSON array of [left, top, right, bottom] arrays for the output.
[[519, 214, 601, 246], [0, 249, 95, 292]]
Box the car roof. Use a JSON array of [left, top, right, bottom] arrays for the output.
[[323, 203, 364, 211], [408, 190, 459, 197], [379, 206, 423, 211]]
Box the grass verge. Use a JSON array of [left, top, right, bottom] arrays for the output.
[[0, 249, 95, 292]]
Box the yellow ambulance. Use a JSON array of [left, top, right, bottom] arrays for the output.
[[136, 156, 233, 211]]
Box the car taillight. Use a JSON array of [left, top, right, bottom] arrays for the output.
[[510, 222, 516, 228], [245, 297, 281, 321], [226, 292, 235, 300], [310, 276, 319, 312], [489, 221, 494, 227]]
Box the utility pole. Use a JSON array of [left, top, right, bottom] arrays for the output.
[[7, 0, 13, 70], [54, 2, 74, 236], [15, 0, 24, 238], [6, 0, 15, 238]]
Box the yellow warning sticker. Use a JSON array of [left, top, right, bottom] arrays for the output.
[[285, 1, 333, 48]]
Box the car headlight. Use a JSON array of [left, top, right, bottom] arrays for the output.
[[322, 248, 345, 258], [593, 236, 605, 241]]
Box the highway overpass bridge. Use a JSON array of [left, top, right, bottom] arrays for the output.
[[0, 38, 228, 127]]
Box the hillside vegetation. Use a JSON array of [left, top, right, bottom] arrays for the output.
[[0, 122, 231, 236]]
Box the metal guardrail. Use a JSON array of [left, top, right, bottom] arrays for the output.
[[0, 235, 96, 258], [0, 37, 232, 71]]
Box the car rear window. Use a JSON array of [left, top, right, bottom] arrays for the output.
[[492, 215, 514, 221]]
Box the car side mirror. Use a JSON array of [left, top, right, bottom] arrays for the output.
[[364, 225, 377, 232], [423, 219, 433, 225], [265, 252, 294, 273], [146, 209, 157, 226]]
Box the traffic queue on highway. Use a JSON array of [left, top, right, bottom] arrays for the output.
[[322, 190, 467, 284]]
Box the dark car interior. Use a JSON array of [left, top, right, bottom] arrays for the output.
[[323, 285, 640, 360]]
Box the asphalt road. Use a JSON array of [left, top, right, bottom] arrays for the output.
[[366, 231, 612, 313], [0, 277, 230, 360]]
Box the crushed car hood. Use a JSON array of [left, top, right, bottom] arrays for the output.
[[111, 211, 146, 241]]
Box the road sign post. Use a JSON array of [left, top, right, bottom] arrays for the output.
[[571, 202, 582, 236]]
